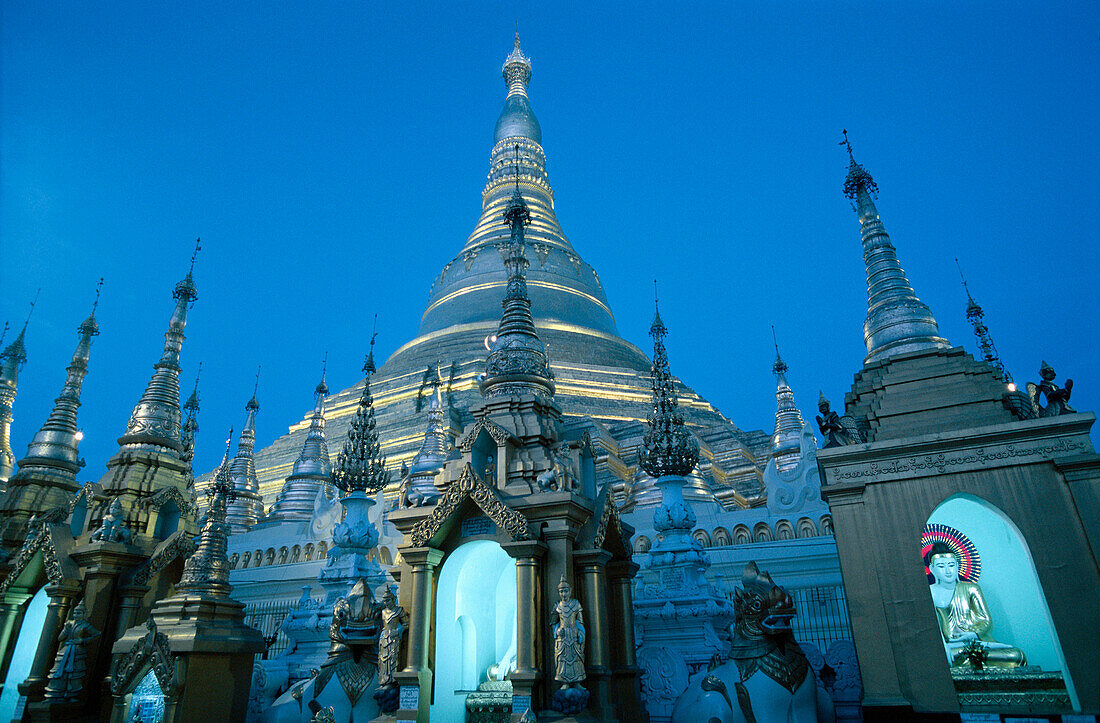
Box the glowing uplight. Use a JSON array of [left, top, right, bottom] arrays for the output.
[[483, 334, 498, 351], [1007, 383, 1017, 392], [74, 430, 84, 441]]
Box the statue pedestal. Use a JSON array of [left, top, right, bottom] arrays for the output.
[[951, 667, 1071, 711]]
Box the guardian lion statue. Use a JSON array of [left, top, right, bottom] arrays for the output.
[[672, 562, 834, 723]]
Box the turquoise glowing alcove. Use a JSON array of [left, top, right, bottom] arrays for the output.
[[431, 539, 517, 722], [0, 588, 48, 720], [927, 493, 1078, 709]]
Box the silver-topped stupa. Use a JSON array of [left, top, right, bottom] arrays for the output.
[[268, 365, 333, 520], [225, 377, 266, 532], [842, 134, 949, 364], [769, 334, 805, 471], [15, 285, 100, 480], [0, 295, 37, 488], [119, 243, 199, 453]]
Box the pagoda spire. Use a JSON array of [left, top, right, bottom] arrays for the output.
[[269, 358, 333, 520], [841, 132, 948, 363], [225, 367, 265, 532], [480, 145, 554, 399], [405, 363, 449, 504], [769, 326, 805, 468], [503, 29, 532, 98], [0, 285, 100, 554], [332, 337, 389, 494], [956, 259, 1013, 386], [177, 430, 236, 598], [118, 240, 200, 451], [181, 363, 202, 500], [16, 281, 102, 478], [640, 284, 698, 478], [0, 292, 38, 486]]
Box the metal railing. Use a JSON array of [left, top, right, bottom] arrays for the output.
[[789, 585, 852, 653], [243, 598, 298, 659]]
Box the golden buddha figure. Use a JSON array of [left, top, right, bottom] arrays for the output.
[[925, 543, 1026, 668]]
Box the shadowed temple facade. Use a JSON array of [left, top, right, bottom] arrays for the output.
[[1, 32, 1097, 723]]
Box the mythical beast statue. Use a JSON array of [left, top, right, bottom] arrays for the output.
[[672, 562, 834, 723]]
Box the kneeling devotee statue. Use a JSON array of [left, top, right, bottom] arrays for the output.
[[926, 542, 1026, 668]]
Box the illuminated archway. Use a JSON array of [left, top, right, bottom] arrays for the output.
[[0, 588, 48, 721], [926, 493, 1077, 708], [431, 540, 517, 722]]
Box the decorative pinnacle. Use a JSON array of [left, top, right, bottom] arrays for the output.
[[955, 259, 1011, 383], [317, 352, 329, 396], [640, 293, 699, 478], [1, 290, 38, 375], [174, 239, 201, 304], [480, 144, 553, 398], [334, 342, 389, 493], [0, 322, 7, 348], [247, 365, 261, 412], [843, 137, 948, 362], [841, 131, 878, 203], [176, 429, 236, 598], [651, 280, 666, 338], [184, 362, 202, 414], [503, 29, 532, 94], [23, 288, 40, 334], [771, 325, 788, 376], [208, 429, 236, 499], [364, 316, 378, 375], [13, 285, 103, 475]]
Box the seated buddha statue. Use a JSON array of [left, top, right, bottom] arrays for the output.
[[926, 543, 1026, 668]]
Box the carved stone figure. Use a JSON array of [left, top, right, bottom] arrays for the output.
[[44, 599, 100, 700], [1027, 361, 1075, 417], [91, 497, 133, 543], [925, 543, 1026, 668], [397, 462, 426, 508], [553, 575, 586, 686], [815, 394, 859, 448], [377, 587, 407, 687], [537, 442, 578, 492], [672, 562, 833, 723], [551, 575, 590, 714]]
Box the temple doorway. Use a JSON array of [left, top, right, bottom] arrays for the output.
[[431, 539, 517, 722], [0, 587, 47, 721]]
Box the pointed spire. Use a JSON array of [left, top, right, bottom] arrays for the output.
[[333, 340, 390, 494], [481, 146, 554, 399], [840, 132, 948, 363], [177, 430, 236, 598], [364, 317, 378, 375], [181, 363, 202, 470], [494, 31, 541, 146], [0, 290, 38, 384], [502, 29, 532, 98], [955, 259, 1013, 386], [769, 326, 805, 466], [14, 282, 102, 477], [406, 364, 448, 502], [270, 359, 334, 520], [640, 288, 698, 478], [119, 240, 200, 451], [225, 371, 264, 532]]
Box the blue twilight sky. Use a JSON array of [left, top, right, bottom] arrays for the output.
[[2, 2, 1098, 479]]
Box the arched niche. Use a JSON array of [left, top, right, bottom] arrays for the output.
[[432, 540, 517, 722], [926, 493, 1076, 706], [0, 588, 48, 721], [153, 498, 180, 540], [469, 428, 498, 486]]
